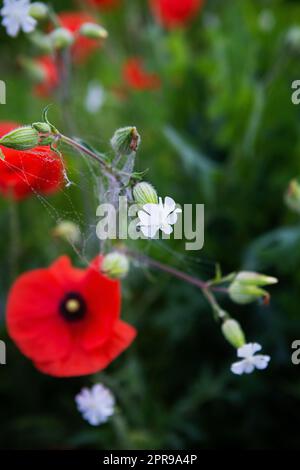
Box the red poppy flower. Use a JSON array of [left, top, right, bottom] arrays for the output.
[[7, 256, 136, 377], [0, 122, 64, 200], [150, 0, 204, 28], [34, 56, 59, 98], [123, 58, 161, 91], [57, 12, 100, 63], [87, 0, 120, 9]]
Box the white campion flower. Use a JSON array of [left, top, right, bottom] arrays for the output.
[[85, 82, 105, 114], [138, 196, 182, 238], [75, 384, 115, 426], [231, 343, 271, 375], [1, 0, 37, 37]]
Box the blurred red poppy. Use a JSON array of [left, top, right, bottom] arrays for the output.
[[34, 56, 59, 98], [123, 58, 161, 91], [7, 256, 136, 377], [150, 0, 204, 28], [0, 122, 64, 200], [57, 12, 101, 63], [87, 0, 120, 8]]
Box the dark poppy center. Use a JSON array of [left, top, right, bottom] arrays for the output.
[[60, 292, 86, 322]]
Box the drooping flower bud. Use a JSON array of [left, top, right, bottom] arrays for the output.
[[229, 271, 278, 305], [32, 122, 52, 134], [222, 319, 246, 349], [110, 126, 141, 155], [50, 28, 74, 49], [28, 31, 53, 54], [79, 23, 108, 40], [133, 182, 158, 206], [102, 252, 130, 279], [0, 126, 39, 150], [29, 2, 48, 20], [285, 179, 300, 214], [19, 57, 47, 82], [52, 221, 81, 244]]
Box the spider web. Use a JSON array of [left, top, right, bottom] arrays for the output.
[[4, 138, 216, 280]]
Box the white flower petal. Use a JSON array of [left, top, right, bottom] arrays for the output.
[[75, 384, 115, 427], [237, 342, 262, 359], [140, 224, 159, 238], [253, 354, 271, 370], [161, 224, 173, 235], [137, 210, 152, 226], [163, 196, 176, 214], [231, 360, 247, 375], [166, 211, 179, 225], [21, 16, 37, 33]]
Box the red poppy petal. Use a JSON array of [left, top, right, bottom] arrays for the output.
[[35, 320, 136, 377], [80, 257, 121, 350], [49, 256, 85, 286], [6, 269, 72, 362]]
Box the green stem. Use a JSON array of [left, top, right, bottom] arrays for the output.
[[124, 249, 227, 320]]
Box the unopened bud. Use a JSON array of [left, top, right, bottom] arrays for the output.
[[79, 23, 108, 40], [102, 252, 130, 279], [50, 28, 74, 49], [234, 271, 278, 287], [110, 126, 141, 155], [285, 179, 300, 214], [0, 126, 39, 150], [133, 182, 158, 206], [286, 26, 300, 51], [19, 57, 46, 82], [222, 319, 246, 349], [28, 31, 53, 54], [229, 271, 278, 305], [29, 2, 48, 20], [32, 122, 51, 134], [52, 221, 81, 244]]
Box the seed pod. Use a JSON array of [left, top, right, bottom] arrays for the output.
[[0, 126, 39, 150], [110, 126, 141, 155], [133, 182, 158, 206]]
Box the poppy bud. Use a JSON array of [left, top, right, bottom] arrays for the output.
[[285, 179, 300, 214], [102, 252, 130, 279], [52, 221, 81, 244], [79, 23, 108, 40], [133, 182, 158, 206], [0, 126, 39, 150], [50, 28, 74, 49], [110, 126, 141, 155], [29, 2, 48, 20], [32, 122, 52, 134], [222, 319, 246, 349], [229, 271, 278, 305]]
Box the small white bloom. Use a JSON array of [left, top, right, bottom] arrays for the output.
[[85, 82, 105, 114], [231, 342, 271, 375], [1, 0, 37, 37], [138, 196, 182, 238], [75, 384, 115, 426]]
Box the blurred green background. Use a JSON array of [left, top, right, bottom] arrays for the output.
[[1, 0, 300, 450]]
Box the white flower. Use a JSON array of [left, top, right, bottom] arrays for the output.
[[75, 384, 115, 426], [85, 82, 105, 114], [231, 343, 271, 375], [138, 196, 182, 238], [1, 0, 37, 37]]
